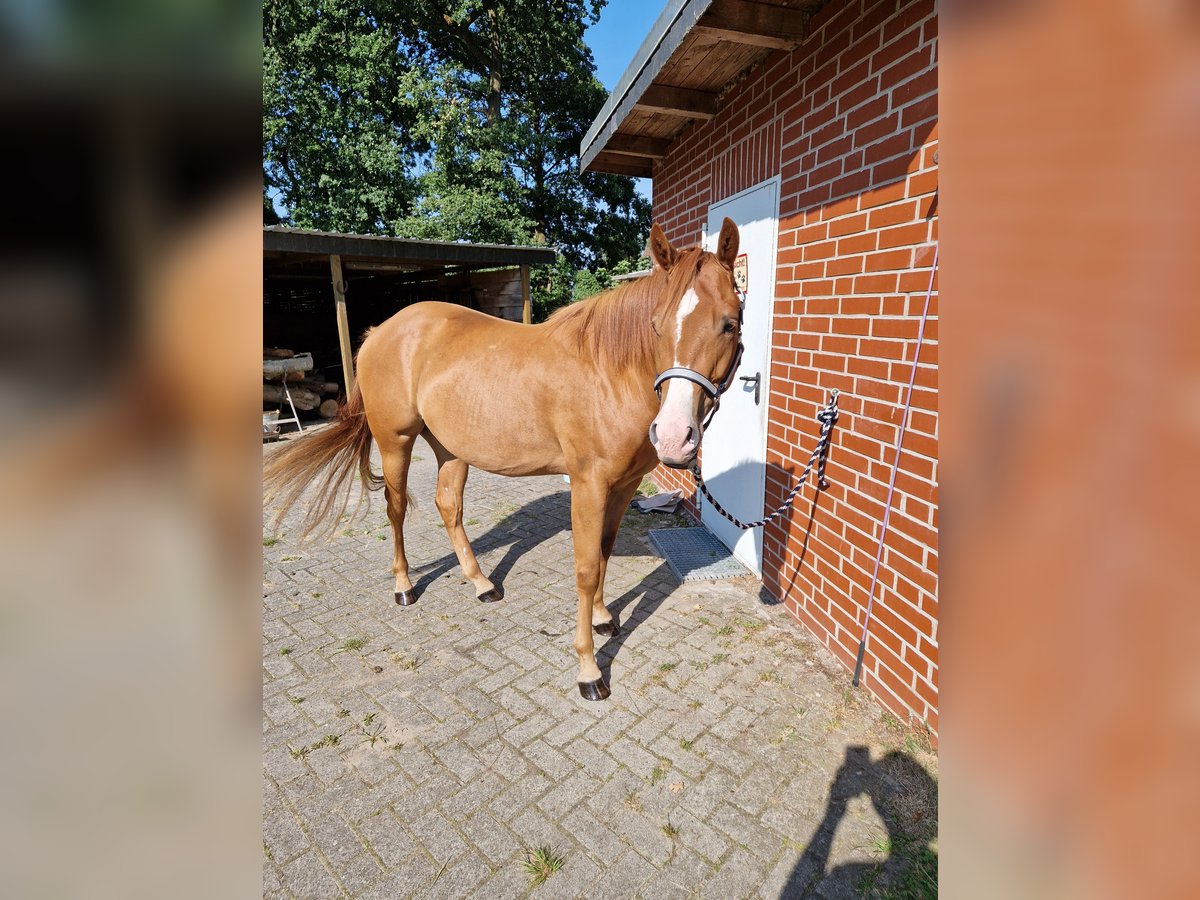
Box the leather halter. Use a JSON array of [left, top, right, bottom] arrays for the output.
[[653, 286, 746, 431]]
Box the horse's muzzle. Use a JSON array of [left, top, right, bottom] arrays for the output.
[[649, 421, 699, 469]]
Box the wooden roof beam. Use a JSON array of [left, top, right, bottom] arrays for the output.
[[590, 151, 655, 178], [603, 134, 673, 160], [634, 84, 719, 119], [695, 0, 809, 51]]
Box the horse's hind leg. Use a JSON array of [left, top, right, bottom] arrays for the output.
[[431, 444, 500, 602], [379, 437, 419, 606]]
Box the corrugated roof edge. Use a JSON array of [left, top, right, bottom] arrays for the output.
[[264, 226, 557, 265]]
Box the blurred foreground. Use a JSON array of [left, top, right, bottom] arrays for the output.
[[943, 1, 1200, 897], [0, 1, 261, 897]]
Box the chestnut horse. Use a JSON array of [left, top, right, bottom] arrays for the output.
[[264, 219, 742, 699]]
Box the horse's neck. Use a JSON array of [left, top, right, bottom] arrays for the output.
[[545, 315, 664, 419]]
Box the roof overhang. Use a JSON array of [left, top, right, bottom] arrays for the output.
[[581, 0, 825, 177]]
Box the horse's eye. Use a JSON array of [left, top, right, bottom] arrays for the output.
[[723, 320, 736, 334]]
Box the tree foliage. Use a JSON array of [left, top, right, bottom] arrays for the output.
[[263, 0, 651, 316], [264, 0, 423, 233]]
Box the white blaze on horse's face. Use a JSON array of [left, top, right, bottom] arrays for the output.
[[651, 287, 704, 466], [674, 286, 702, 352]]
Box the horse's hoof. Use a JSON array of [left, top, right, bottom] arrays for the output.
[[578, 679, 611, 701], [593, 619, 621, 637], [477, 589, 502, 603], [395, 589, 419, 607]]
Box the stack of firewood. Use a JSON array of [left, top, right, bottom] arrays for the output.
[[263, 348, 341, 418]]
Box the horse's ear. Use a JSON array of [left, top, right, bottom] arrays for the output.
[[648, 223, 678, 271], [716, 217, 739, 271]]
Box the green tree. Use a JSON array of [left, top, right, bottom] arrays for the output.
[[264, 0, 423, 233], [264, 0, 650, 317], [397, 1, 650, 313]]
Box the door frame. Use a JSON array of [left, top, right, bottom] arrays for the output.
[[701, 174, 782, 575]]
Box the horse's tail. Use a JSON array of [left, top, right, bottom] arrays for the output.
[[263, 382, 384, 540]]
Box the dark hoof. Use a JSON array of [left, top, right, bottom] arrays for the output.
[[394, 589, 419, 607], [477, 589, 503, 603], [578, 679, 611, 701], [593, 619, 621, 637]]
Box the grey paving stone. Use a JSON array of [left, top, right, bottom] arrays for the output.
[[679, 767, 738, 820], [263, 862, 283, 895], [444, 770, 506, 819], [541, 712, 595, 748], [409, 809, 468, 868], [463, 811, 522, 867], [562, 736, 620, 779], [709, 801, 784, 863], [422, 852, 491, 900], [699, 847, 765, 899], [643, 849, 716, 898], [334, 853, 383, 896], [264, 807, 311, 865], [582, 848, 656, 900], [758, 845, 807, 900], [535, 768, 602, 820], [522, 738, 576, 781], [310, 813, 367, 867], [506, 805, 563, 850], [464, 861, 529, 900], [356, 853, 437, 900], [560, 806, 625, 863], [584, 766, 644, 821], [280, 849, 346, 900], [354, 810, 414, 869], [606, 735, 660, 779], [535, 850, 602, 900], [615, 809, 675, 867], [672, 807, 731, 865]]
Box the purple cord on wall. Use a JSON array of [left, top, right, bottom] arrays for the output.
[[853, 243, 939, 688]]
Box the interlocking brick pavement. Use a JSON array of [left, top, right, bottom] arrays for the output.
[[263, 441, 938, 898]]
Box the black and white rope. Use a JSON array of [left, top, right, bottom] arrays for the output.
[[688, 389, 840, 530]]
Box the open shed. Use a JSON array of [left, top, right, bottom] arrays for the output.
[[583, 0, 939, 737], [263, 227, 556, 393]]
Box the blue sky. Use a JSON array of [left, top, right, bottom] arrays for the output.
[[585, 0, 661, 200], [586, 0, 662, 92]]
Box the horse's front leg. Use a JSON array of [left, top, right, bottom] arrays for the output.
[[569, 476, 611, 700], [591, 475, 642, 636]]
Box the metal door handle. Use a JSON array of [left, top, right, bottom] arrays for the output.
[[739, 372, 761, 404]]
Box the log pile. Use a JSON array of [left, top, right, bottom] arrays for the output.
[[263, 349, 340, 415]]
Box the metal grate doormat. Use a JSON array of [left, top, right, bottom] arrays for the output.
[[648, 527, 750, 582]]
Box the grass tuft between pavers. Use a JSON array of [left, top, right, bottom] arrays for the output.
[[520, 846, 564, 887]]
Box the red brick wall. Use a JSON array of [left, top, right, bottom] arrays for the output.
[[649, 0, 939, 737]]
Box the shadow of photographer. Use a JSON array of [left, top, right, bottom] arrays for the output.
[[783, 745, 938, 898]]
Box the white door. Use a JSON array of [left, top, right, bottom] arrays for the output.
[[701, 178, 779, 575]]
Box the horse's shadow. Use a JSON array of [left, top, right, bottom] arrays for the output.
[[588, 455, 832, 682], [409, 490, 575, 597], [407, 488, 684, 681], [596, 558, 676, 684]]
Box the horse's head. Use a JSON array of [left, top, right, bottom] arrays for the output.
[[647, 218, 742, 469]]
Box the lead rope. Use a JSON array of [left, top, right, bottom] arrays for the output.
[[687, 389, 840, 530], [852, 243, 938, 687]]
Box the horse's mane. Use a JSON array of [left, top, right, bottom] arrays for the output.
[[545, 248, 707, 378]]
